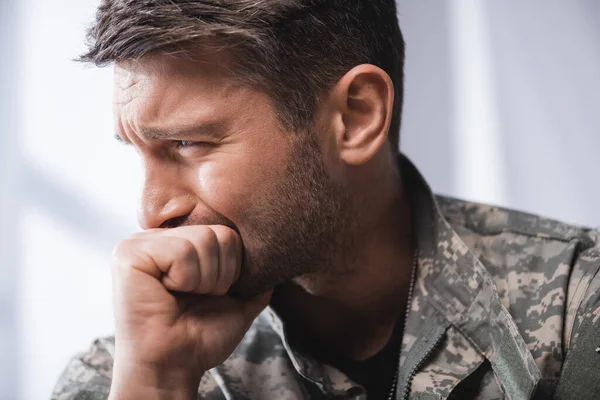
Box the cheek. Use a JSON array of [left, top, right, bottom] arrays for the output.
[[192, 147, 289, 222], [195, 161, 250, 209]]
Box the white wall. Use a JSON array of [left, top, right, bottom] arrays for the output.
[[0, 1, 598, 399], [11, 1, 141, 398], [0, 1, 21, 399], [400, 0, 600, 227]]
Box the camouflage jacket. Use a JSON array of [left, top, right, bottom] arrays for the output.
[[52, 156, 600, 400]]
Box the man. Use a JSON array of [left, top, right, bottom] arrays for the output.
[[52, 1, 600, 399]]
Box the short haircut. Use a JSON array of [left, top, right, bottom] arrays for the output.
[[81, 0, 405, 150]]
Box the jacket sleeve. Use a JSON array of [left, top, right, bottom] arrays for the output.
[[50, 337, 115, 400]]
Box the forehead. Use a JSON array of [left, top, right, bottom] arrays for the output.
[[115, 53, 236, 102], [113, 53, 250, 126]]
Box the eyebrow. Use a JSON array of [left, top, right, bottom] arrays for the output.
[[114, 121, 228, 145]]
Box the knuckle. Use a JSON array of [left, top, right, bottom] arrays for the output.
[[219, 228, 239, 250], [196, 227, 219, 250], [175, 238, 197, 259]]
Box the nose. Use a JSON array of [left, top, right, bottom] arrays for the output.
[[137, 170, 195, 230]]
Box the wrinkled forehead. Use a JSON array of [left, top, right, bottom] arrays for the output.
[[116, 53, 233, 95], [111, 52, 281, 138], [112, 53, 244, 117]]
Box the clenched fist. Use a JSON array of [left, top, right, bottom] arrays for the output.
[[108, 225, 271, 400]]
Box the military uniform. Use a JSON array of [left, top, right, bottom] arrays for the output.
[[52, 156, 600, 400]]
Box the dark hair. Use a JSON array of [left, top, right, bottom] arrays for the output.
[[81, 0, 405, 150]]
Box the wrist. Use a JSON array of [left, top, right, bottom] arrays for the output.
[[109, 360, 203, 400]]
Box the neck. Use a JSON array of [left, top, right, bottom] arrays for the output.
[[271, 172, 415, 362]]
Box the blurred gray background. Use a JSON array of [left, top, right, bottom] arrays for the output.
[[0, 1, 598, 398]]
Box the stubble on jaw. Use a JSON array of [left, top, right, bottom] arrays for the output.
[[228, 131, 358, 298]]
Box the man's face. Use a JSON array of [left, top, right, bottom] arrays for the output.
[[114, 54, 351, 297]]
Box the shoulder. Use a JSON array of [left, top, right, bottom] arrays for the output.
[[435, 195, 598, 301], [435, 194, 593, 241], [435, 195, 600, 376], [435, 195, 598, 278], [435, 194, 600, 312]]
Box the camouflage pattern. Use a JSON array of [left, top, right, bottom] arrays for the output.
[[51, 155, 600, 400]]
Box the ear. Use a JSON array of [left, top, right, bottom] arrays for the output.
[[328, 64, 394, 166]]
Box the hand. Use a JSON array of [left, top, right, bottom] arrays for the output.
[[108, 225, 271, 399]]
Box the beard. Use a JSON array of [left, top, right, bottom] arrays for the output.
[[228, 132, 354, 298]]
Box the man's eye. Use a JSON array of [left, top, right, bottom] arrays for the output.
[[174, 140, 198, 148]]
